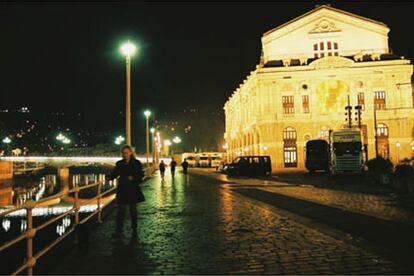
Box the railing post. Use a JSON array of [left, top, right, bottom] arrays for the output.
[[74, 187, 80, 225], [25, 200, 36, 276], [97, 182, 102, 223]]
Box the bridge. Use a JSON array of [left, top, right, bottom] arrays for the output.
[[0, 156, 171, 179]]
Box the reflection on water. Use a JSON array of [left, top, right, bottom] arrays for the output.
[[0, 173, 115, 239]]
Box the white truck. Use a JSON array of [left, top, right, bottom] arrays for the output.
[[197, 153, 210, 167], [330, 128, 365, 175], [182, 153, 196, 167], [210, 153, 223, 168]]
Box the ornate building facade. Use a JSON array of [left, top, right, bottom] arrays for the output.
[[224, 5, 414, 171]]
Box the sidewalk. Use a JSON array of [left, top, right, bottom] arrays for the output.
[[48, 172, 400, 275]]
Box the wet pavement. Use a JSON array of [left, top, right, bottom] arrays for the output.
[[49, 170, 408, 275]]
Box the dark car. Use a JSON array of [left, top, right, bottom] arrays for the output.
[[225, 156, 271, 176], [305, 139, 330, 173]]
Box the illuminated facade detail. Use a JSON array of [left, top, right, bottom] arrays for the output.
[[224, 5, 414, 171]]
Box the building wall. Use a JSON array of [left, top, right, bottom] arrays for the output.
[[262, 6, 389, 62], [224, 58, 414, 172]]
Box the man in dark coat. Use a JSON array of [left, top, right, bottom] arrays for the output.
[[181, 158, 189, 174], [109, 145, 145, 238]]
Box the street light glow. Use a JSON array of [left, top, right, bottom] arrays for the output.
[[144, 110, 151, 117], [173, 136, 181, 144], [2, 137, 11, 144], [150, 127, 155, 134], [56, 133, 65, 141], [62, 138, 71, 144], [120, 41, 136, 57], [114, 135, 125, 145], [164, 139, 172, 146]]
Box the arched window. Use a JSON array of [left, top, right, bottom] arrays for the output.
[[283, 127, 297, 140], [377, 123, 389, 158], [319, 126, 330, 140], [377, 123, 388, 137], [283, 127, 297, 167]]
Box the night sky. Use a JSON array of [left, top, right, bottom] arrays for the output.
[[1, 2, 413, 127]]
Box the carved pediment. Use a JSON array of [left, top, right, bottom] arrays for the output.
[[309, 56, 354, 69], [309, 19, 341, 34]]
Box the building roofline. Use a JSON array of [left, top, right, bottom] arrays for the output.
[[263, 4, 388, 37]]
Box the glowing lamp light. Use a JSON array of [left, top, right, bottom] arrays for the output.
[[56, 133, 65, 141], [222, 143, 228, 150], [164, 139, 172, 146], [2, 137, 11, 144], [150, 127, 155, 134], [396, 141, 401, 148], [173, 136, 181, 144], [114, 135, 125, 145], [62, 138, 71, 144], [144, 110, 151, 118], [263, 145, 269, 151], [120, 41, 136, 57], [244, 147, 249, 152]]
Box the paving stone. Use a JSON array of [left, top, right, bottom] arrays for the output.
[[49, 171, 402, 274]]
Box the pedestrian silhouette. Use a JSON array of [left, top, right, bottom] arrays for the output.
[[159, 160, 166, 180], [109, 145, 145, 239], [181, 158, 189, 174], [170, 157, 177, 178]]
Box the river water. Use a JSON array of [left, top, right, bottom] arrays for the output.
[[0, 172, 116, 274]]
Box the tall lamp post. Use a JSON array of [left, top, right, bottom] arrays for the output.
[[120, 41, 137, 146], [150, 127, 155, 165], [144, 110, 151, 166]]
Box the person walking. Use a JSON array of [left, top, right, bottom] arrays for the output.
[[109, 145, 145, 239], [159, 160, 166, 180], [181, 158, 189, 174], [170, 157, 177, 178]]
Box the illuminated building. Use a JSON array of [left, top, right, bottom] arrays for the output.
[[224, 5, 414, 171]]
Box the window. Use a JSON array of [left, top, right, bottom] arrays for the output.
[[357, 92, 365, 110], [282, 96, 295, 114], [377, 123, 388, 137], [319, 126, 330, 140], [283, 127, 297, 140], [283, 127, 297, 167], [374, 91, 386, 110], [313, 41, 339, 58], [376, 123, 389, 158], [302, 95, 310, 113], [284, 147, 297, 168]]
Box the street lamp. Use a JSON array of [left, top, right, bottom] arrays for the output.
[[120, 41, 137, 146], [56, 133, 65, 141], [114, 135, 125, 145], [173, 136, 181, 144], [144, 110, 151, 166]]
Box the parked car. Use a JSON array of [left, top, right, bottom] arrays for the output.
[[225, 156, 271, 176]]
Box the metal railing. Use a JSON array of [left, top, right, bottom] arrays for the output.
[[0, 181, 117, 275]]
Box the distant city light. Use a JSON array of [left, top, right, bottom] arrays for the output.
[[114, 135, 125, 145], [173, 136, 182, 144], [120, 41, 136, 57], [62, 138, 71, 144], [2, 137, 11, 144], [56, 133, 65, 141]]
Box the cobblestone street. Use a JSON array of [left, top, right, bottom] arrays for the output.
[[49, 170, 411, 275]]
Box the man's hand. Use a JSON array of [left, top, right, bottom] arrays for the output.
[[127, 176, 133, 181]]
